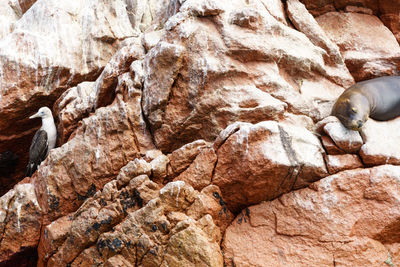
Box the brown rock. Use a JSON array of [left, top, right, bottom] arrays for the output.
[[68, 181, 227, 266], [321, 135, 345, 155], [45, 173, 159, 266], [325, 154, 363, 174], [359, 117, 400, 166], [0, 183, 41, 264], [37, 214, 73, 267], [0, 0, 139, 189], [287, 0, 350, 70], [35, 97, 146, 224], [168, 140, 211, 176], [173, 146, 217, 190], [297, 0, 335, 16], [213, 121, 327, 213], [54, 81, 95, 144], [316, 12, 400, 81], [300, 0, 400, 43], [187, 185, 233, 233], [70, 246, 104, 267], [143, 0, 353, 152], [223, 165, 400, 266]]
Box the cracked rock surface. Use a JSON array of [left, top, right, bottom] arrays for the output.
[[0, 0, 400, 266]]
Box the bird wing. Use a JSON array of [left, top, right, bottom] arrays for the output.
[[29, 129, 48, 165]]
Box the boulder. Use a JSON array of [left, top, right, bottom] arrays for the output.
[[223, 165, 400, 266]]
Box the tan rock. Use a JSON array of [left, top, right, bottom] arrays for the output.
[[0, 0, 21, 39], [345, 5, 374, 15], [142, 29, 165, 52], [325, 154, 363, 174], [161, 215, 223, 267], [223, 165, 400, 266], [115, 159, 152, 188], [359, 117, 400, 166], [93, 37, 146, 109], [316, 12, 400, 81], [0, 183, 41, 264], [259, 0, 287, 25], [213, 121, 327, 213]]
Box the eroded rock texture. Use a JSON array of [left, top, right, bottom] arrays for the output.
[[0, 0, 400, 266]]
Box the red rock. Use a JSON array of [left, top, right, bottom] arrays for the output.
[[144, 0, 353, 152], [325, 154, 363, 174], [321, 135, 345, 155], [298, 0, 335, 16], [213, 121, 327, 213], [316, 12, 400, 81], [173, 146, 217, 190], [37, 214, 73, 267], [44, 173, 159, 266], [61, 181, 227, 266], [35, 97, 147, 224], [168, 140, 211, 176], [223, 165, 400, 266], [0, 0, 140, 192], [0, 184, 41, 265]]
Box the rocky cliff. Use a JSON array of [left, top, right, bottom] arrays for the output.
[[0, 0, 399, 266]]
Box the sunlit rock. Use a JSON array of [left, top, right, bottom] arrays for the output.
[[316, 11, 400, 81], [142, 0, 353, 152], [223, 165, 400, 266], [0, 183, 41, 265], [213, 121, 328, 213], [359, 117, 400, 166]]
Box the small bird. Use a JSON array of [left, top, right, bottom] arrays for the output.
[[26, 107, 57, 177]]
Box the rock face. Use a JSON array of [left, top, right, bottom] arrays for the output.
[[213, 121, 327, 213], [0, 0, 400, 266], [316, 11, 400, 81], [223, 165, 400, 266]]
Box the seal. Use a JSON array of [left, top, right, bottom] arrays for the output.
[[331, 76, 400, 131]]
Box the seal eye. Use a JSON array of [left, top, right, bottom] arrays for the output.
[[351, 107, 357, 113]]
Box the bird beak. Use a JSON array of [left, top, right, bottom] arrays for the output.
[[29, 112, 40, 119]]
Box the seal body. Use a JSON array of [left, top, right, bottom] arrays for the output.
[[332, 76, 400, 130]]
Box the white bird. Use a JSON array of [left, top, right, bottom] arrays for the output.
[[26, 107, 57, 177]]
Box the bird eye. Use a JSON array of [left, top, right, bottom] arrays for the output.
[[351, 107, 357, 113]]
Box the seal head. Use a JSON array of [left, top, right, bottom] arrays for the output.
[[331, 90, 370, 131]]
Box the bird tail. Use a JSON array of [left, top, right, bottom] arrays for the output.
[[25, 162, 37, 177]]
